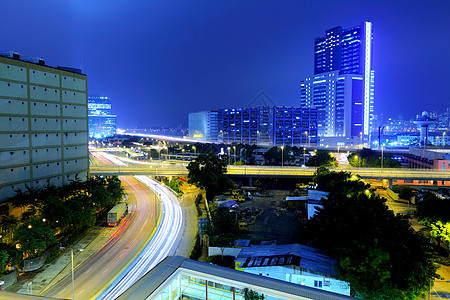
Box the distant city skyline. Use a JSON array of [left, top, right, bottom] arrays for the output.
[[3, 0, 449, 128]]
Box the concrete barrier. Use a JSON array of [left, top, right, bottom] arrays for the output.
[[0, 269, 17, 289], [208, 247, 242, 258]]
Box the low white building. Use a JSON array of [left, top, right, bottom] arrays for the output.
[[235, 243, 350, 296]]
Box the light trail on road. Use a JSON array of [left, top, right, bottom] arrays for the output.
[[99, 175, 183, 299]]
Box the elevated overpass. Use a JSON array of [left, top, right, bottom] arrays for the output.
[[90, 164, 450, 182]]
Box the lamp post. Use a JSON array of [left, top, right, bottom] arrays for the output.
[[303, 147, 306, 166], [192, 146, 196, 156], [281, 146, 284, 167], [60, 247, 84, 300], [360, 132, 363, 148], [355, 155, 360, 168], [233, 146, 236, 164], [314, 149, 317, 167], [227, 147, 231, 165], [381, 144, 384, 169], [443, 132, 446, 149]]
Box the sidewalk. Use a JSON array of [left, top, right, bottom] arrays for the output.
[[6, 225, 116, 296], [175, 183, 199, 257]]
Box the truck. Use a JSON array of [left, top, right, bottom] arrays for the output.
[[107, 202, 128, 227]]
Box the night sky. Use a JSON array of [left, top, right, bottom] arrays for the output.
[[3, 0, 449, 129]]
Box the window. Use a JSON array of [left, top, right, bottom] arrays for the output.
[[314, 280, 322, 287]]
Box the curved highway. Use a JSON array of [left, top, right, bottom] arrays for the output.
[[42, 151, 184, 299], [42, 176, 160, 299]]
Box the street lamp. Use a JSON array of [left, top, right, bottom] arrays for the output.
[[60, 247, 84, 300], [233, 146, 236, 164], [443, 132, 446, 149], [381, 144, 384, 169], [227, 147, 231, 165], [355, 155, 360, 168], [360, 132, 363, 148], [314, 149, 317, 167], [192, 146, 196, 156], [281, 146, 284, 167], [303, 147, 306, 166]]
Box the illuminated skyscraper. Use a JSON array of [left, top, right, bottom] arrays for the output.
[[301, 22, 374, 145], [88, 95, 117, 138]]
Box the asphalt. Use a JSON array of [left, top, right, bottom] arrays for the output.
[[6, 181, 198, 298]]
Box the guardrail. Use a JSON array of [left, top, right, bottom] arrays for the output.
[[90, 164, 450, 181]]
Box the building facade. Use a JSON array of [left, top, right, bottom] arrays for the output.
[[189, 106, 318, 147], [0, 51, 89, 202], [272, 106, 318, 147], [188, 110, 219, 142], [88, 95, 117, 139], [221, 107, 271, 145], [301, 22, 374, 145], [235, 244, 350, 296]]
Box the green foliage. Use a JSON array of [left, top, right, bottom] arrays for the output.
[[348, 148, 400, 168], [0, 243, 22, 267], [204, 206, 238, 259], [169, 177, 183, 194], [392, 186, 414, 201], [0, 250, 9, 274], [243, 288, 265, 300], [415, 192, 450, 224], [14, 219, 57, 258], [305, 150, 337, 167], [187, 153, 234, 201], [204, 206, 238, 236], [306, 170, 439, 299], [263, 146, 295, 165], [430, 221, 450, 246], [0, 215, 18, 242], [189, 234, 202, 260]]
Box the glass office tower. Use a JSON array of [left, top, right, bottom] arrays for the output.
[[301, 21, 374, 144], [88, 95, 117, 138]]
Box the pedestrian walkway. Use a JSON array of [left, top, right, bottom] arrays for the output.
[[8, 225, 116, 295]]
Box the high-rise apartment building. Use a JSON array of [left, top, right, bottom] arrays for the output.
[[0, 51, 89, 202], [301, 22, 374, 145], [88, 95, 117, 138]]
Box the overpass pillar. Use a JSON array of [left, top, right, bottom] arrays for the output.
[[248, 177, 253, 187], [388, 179, 393, 189]]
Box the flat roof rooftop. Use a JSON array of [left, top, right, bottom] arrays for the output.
[[118, 256, 354, 300]]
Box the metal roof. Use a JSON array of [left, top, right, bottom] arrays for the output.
[[236, 244, 338, 277], [118, 256, 355, 300]]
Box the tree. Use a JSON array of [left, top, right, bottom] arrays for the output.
[[187, 153, 234, 202], [243, 288, 265, 300], [348, 148, 400, 168], [0, 243, 22, 269], [204, 206, 238, 261], [430, 221, 450, 247], [305, 170, 439, 299], [392, 186, 414, 202], [415, 192, 450, 225], [169, 177, 183, 194], [0, 250, 8, 274], [14, 219, 56, 258], [305, 150, 337, 167]]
